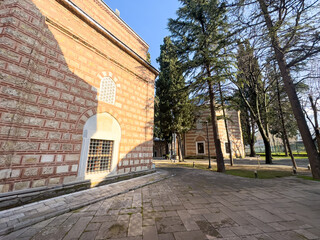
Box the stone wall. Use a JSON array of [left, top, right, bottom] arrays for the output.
[[0, 0, 157, 192]]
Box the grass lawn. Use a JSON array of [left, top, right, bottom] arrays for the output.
[[296, 176, 320, 182], [155, 161, 310, 179], [225, 169, 293, 179], [257, 152, 308, 159]]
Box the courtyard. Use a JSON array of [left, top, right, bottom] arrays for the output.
[[1, 166, 320, 240]]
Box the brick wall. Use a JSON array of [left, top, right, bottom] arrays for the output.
[[0, 0, 157, 193]]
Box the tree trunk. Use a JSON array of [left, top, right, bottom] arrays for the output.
[[255, 118, 272, 164], [258, 0, 320, 178], [177, 133, 184, 162], [262, 90, 273, 162], [218, 81, 233, 166], [244, 109, 254, 157], [281, 134, 288, 156], [283, 135, 289, 156], [249, 141, 255, 157], [276, 76, 297, 168], [207, 80, 225, 172], [237, 84, 272, 163], [254, 99, 272, 163], [250, 116, 256, 157], [263, 136, 272, 164]]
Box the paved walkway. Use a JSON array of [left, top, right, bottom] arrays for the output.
[[1, 167, 320, 240], [0, 170, 170, 237]]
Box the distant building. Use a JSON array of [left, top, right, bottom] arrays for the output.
[[0, 0, 158, 193], [184, 109, 245, 158]]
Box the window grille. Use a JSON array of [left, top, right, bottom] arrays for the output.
[[99, 77, 116, 104], [87, 139, 113, 173]]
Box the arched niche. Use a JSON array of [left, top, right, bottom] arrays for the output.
[[78, 112, 121, 182]]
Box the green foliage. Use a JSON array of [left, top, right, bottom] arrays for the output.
[[236, 40, 265, 118], [168, 0, 231, 87], [235, 41, 266, 141], [155, 37, 195, 141], [168, 0, 232, 170]]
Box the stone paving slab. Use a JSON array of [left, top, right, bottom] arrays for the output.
[[0, 170, 171, 236], [1, 167, 320, 240]]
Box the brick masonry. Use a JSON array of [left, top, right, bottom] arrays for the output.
[[184, 109, 245, 158], [0, 0, 158, 192]]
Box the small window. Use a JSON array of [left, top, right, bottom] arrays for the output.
[[225, 142, 231, 154], [197, 142, 205, 154], [87, 139, 113, 173], [99, 77, 116, 104]]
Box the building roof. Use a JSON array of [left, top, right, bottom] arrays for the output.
[[62, 0, 159, 75]]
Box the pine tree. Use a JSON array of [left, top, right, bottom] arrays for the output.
[[231, 91, 256, 157], [168, 0, 231, 172], [155, 37, 194, 161]]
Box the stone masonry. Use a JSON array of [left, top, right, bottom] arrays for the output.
[[0, 0, 158, 192]]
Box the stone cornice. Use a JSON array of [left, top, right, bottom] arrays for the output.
[[55, 0, 159, 76]]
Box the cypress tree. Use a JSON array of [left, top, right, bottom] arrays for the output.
[[155, 37, 194, 161], [168, 0, 231, 171]]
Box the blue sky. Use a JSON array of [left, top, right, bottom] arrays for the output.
[[104, 0, 181, 69]]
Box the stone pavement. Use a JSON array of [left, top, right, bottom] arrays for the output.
[[0, 170, 171, 237], [1, 167, 320, 240]]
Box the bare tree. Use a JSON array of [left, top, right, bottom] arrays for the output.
[[303, 60, 320, 152], [232, 0, 320, 178], [234, 41, 275, 164]]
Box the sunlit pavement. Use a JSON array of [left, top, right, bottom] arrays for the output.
[[1, 167, 320, 240]]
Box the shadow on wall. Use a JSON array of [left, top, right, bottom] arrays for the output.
[[0, 0, 155, 193], [95, 139, 155, 188], [0, 0, 97, 192], [0, 112, 155, 209]]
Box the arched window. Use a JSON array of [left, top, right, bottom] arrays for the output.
[[78, 113, 121, 181], [99, 77, 116, 104]]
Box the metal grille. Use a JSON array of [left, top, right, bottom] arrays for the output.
[[87, 139, 113, 173]]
